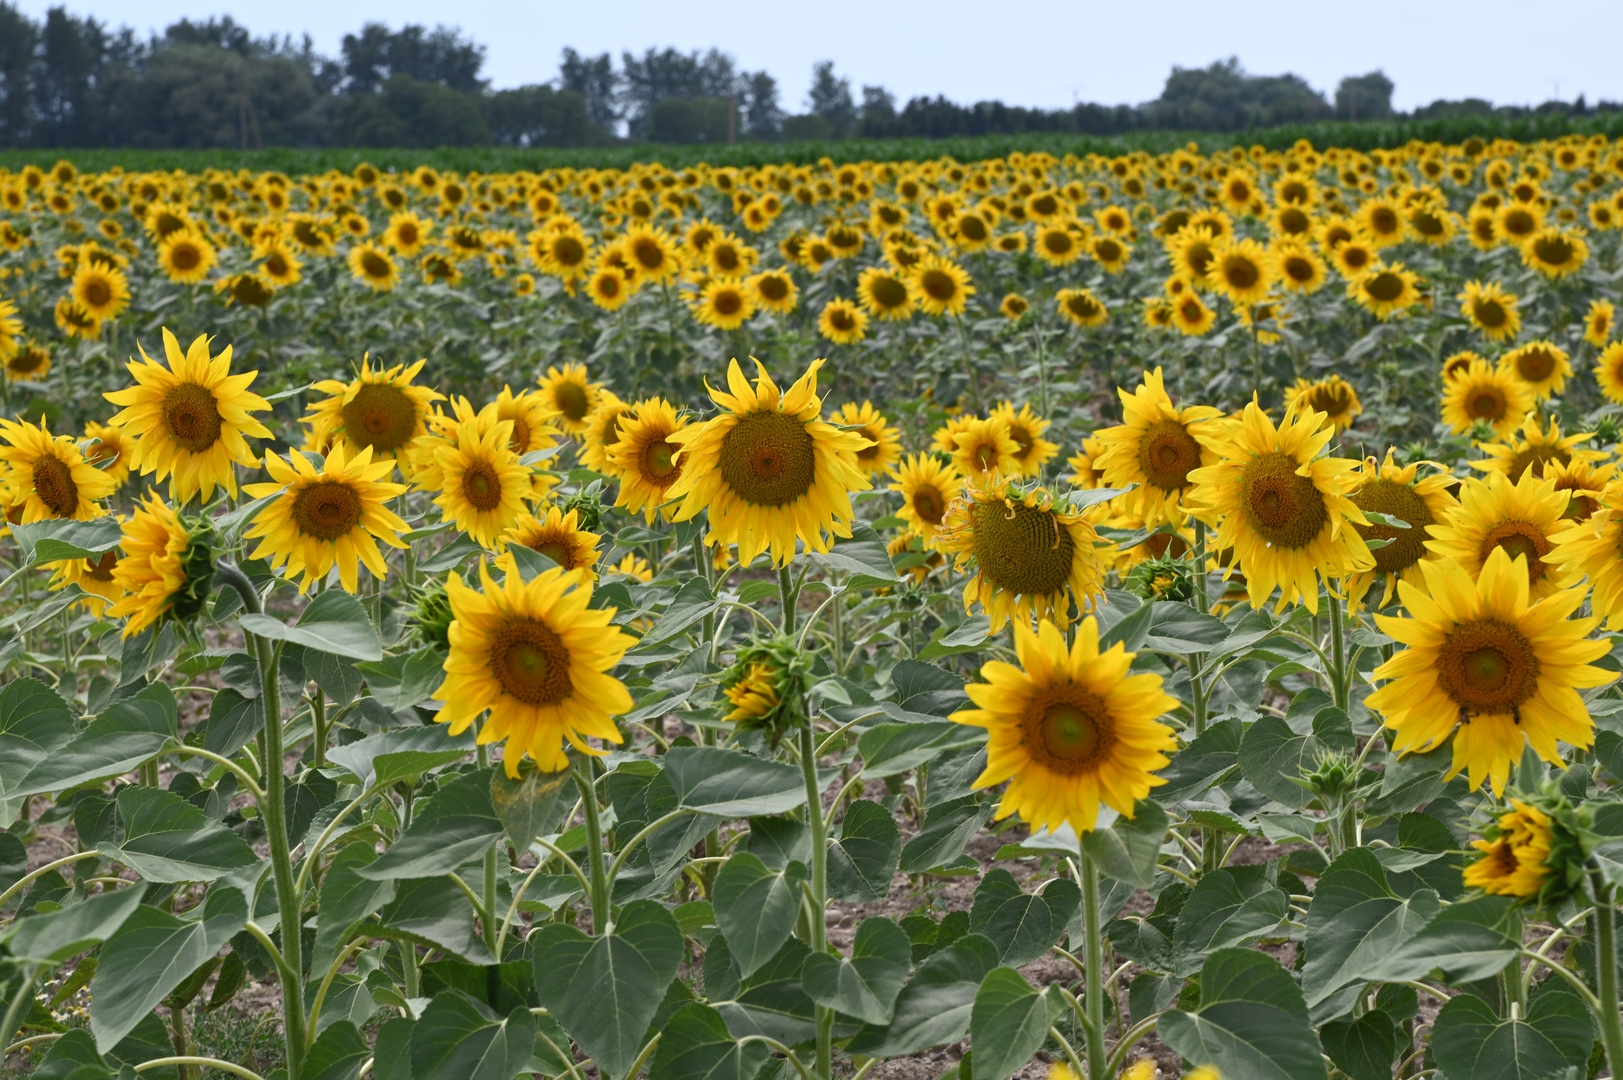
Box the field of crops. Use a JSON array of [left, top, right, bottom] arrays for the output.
[[2, 129, 1623, 1080]]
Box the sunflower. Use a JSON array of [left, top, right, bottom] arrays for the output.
[[1473, 413, 1601, 486], [1328, 236, 1377, 279], [71, 262, 130, 321], [1459, 280, 1522, 343], [1426, 470, 1572, 600], [0, 417, 116, 522], [102, 329, 272, 502], [686, 277, 752, 331], [1498, 341, 1570, 400], [1272, 241, 1327, 294], [993, 402, 1060, 478], [611, 553, 654, 582], [305, 356, 444, 470], [938, 476, 1107, 633], [857, 266, 914, 321], [818, 298, 868, 345], [1348, 262, 1420, 320], [1595, 343, 1623, 404], [419, 254, 461, 287], [909, 254, 975, 316], [5, 343, 50, 383], [106, 492, 206, 639], [536, 363, 603, 436], [49, 300, 95, 341], [1521, 227, 1588, 278], [610, 397, 691, 522], [1168, 225, 1218, 285], [157, 230, 216, 285], [1001, 293, 1030, 321], [1345, 451, 1459, 608], [1366, 545, 1612, 796], [1546, 457, 1612, 521], [243, 444, 409, 593], [434, 561, 634, 776], [498, 505, 601, 579], [1056, 288, 1108, 328], [1169, 293, 1216, 336], [82, 419, 131, 486], [257, 242, 302, 288], [216, 272, 274, 308], [1356, 195, 1408, 247], [1088, 234, 1131, 274], [619, 224, 683, 284], [431, 415, 534, 547], [481, 386, 560, 458], [1441, 358, 1534, 438], [1551, 486, 1623, 628], [49, 547, 126, 617], [1463, 800, 1553, 898], [1186, 400, 1372, 614], [951, 415, 1021, 483], [663, 358, 872, 567], [585, 264, 632, 310], [746, 269, 798, 314], [832, 401, 901, 477], [1094, 367, 1220, 527], [1032, 224, 1083, 267], [347, 242, 400, 292], [1584, 299, 1615, 347], [1443, 350, 1482, 381], [950, 617, 1177, 834], [890, 453, 963, 545], [1205, 237, 1274, 305], [577, 393, 631, 477], [534, 226, 592, 284], [1287, 375, 1362, 433]]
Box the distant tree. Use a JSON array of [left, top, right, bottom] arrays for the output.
[[559, 47, 620, 135], [0, 3, 40, 145], [1335, 71, 1394, 121], [1149, 57, 1329, 130], [648, 96, 732, 143], [741, 70, 782, 139], [858, 84, 896, 137], [620, 46, 740, 139], [807, 61, 855, 137], [341, 22, 485, 95], [781, 113, 832, 141], [485, 84, 599, 147], [107, 44, 325, 148], [336, 74, 490, 146]]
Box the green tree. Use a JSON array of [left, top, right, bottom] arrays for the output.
[[335, 75, 490, 147]]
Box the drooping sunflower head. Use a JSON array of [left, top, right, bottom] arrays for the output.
[[1094, 367, 1221, 527], [938, 476, 1108, 633], [1497, 340, 1570, 401], [831, 401, 901, 477], [107, 491, 215, 640], [1425, 469, 1573, 601], [306, 355, 444, 470], [1469, 412, 1601, 483], [1440, 357, 1535, 439], [1345, 450, 1459, 608], [951, 617, 1178, 834], [610, 397, 691, 522], [1463, 798, 1554, 899], [498, 504, 602, 580], [663, 358, 873, 567], [537, 363, 602, 436], [1287, 375, 1362, 434]]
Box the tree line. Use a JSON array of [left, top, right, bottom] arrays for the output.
[[0, 6, 1615, 150]]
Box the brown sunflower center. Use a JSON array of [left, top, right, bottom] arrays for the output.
[[10, 349, 46, 374], [524, 534, 579, 570], [1222, 255, 1259, 291], [911, 486, 945, 525], [1506, 444, 1567, 482], [1467, 385, 1507, 421], [920, 269, 957, 301], [970, 499, 1075, 597], [81, 278, 111, 308], [489, 616, 573, 706], [32, 453, 79, 516], [712, 290, 744, 317], [1023, 687, 1114, 774], [1135, 419, 1202, 492], [84, 550, 117, 581], [461, 460, 504, 511], [719, 410, 817, 507], [757, 275, 789, 302], [397, 223, 419, 247], [631, 238, 665, 271], [1473, 299, 1506, 328], [291, 480, 363, 540], [1352, 477, 1433, 575], [553, 381, 589, 422], [1238, 451, 1329, 550], [1516, 348, 1557, 382], [640, 438, 682, 482], [1364, 271, 1405, 303], [1533, 235, 1573, 266], [1435, 617, 1539, 714], [163, 382, 224, 453], [341, 382, 417, 453], [1479, 520, 1550, 583], [1283, 255, 1315, 283], [830, 308, 856, 332], [360, 250, 392, 279], [868, 275, 908, 309], [170, 243, 201, 271]]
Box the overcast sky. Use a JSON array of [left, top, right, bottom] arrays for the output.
[[15, 0, 1622, 113]]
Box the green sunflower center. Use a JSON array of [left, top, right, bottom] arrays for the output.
[[1025, 687, 1114, 773], [1238, 451, 1330, 550], [719, 410, 817, 507], [1435, 617, 1539, 714], [971, 499, 1075, 597], [490, 616, 573, 706], [640, 439, 682, 483], [163, 382, 224, 454]]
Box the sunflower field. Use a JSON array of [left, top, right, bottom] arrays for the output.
[[2, 133, 1623, 1080]]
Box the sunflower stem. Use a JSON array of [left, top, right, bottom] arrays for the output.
[[1328, 589, 1350, 713], [796, 719, 832, 1080], [253, 632, 306, 1080], [779, 564, 797, 636], [574, 758, 611, 935], [1191, 518, 1209, 616], [1080, 853, 1108, 1080], [1590, 871, 1623, 1078], [477, 743, 499, 964]]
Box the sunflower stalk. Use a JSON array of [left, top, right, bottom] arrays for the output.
[[796, 716, 834, 1080], [1589, 870, 1623, 1078], [1327, 588, 1351, 713], [1080, 853, 1109, 1080], [574, 758, 611, 936]]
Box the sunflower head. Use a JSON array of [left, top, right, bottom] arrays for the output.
[[107, 493, 216, 639], [306, 355, 443, 469], [719, 636, 813, 747]]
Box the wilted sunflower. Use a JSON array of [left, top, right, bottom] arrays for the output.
[[950, 617, 1177, 834], [1521, 226, 1588, 278], [305, 357, 444, 470], [432, 415, 532, 547], [1205, 237, 1274, 305], [1367, 546, 1612, 797], [103, 329, 272, 502], [347, 242, 400, 292], [818, 298, 868, 345], [1426, 470, 1572, 600], [71, 262, 130, 321], [434, 561, 634, 775], [536, 363, 603, 436], [664, 358, 872, 567], [909, 254, 975, 316], [1056, 288, 1108, 328], [857, 266, 914, 321], [1440, 357, 1533, 438], [1497, 341, 1570, 400], [157, 230, 215, 285], [938, 476, 1107, 633], [1186, 400, 1372, 614], [1348, 262, 1420, 320], [1595, 342, 1623, 404], [498, 505, 601, 579], [890, 453, 963, 546], [610, 397, 690, 522], [951, 415, 1022, 483], [243, 444, 409, 593], [107, 491, 210, 639], [0, 417, 116, 522], [832, 401, 901, 477], [1094, 367, 1220, 527], [1459, 280, 1522, 342], [1345, 451, 1459, 608], [81, 419, 130, 486], [1287, 375, 1362, 433], [693, 278, 755, 331], [746, 269, 798, 315], [1470, 413, 1601, 482]]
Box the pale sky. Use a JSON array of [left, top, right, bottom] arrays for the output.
[[17, 0, 1623, 114]]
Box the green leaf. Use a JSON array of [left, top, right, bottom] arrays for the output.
[[0, 676, 76, 826], [356, 648, 450, 711], [305, 1019, 371, 1080], [13, 683, 176, 797], [491, 759, 572, 850], [1366, 743, 1450, 815], [1158, 948, 1329, 1080], [11, 516, 122, 565], [813, 521, 899, 580], [898, 796, 991, 874], [663, 747, 807, 816], [1238, 698, 1353, 809], [91, 886, 246, 1051], [969, 968, 1058, 1080], [104, 786, 258, 882], [530, 898, 684, 1078], [1363, 896, 1519, 985], [360, 769, 502, 880], [312, 843, 397, 974], [651, 1002, 771, 1080], [1171, 866, 1289, 977], [1319, 1010, 1399, 1080], [373, 876, 494, 965], [969, 869, 1079, 967], [202, 688, 262, 758], [858, 722, 984, 778], [1156, 719, 1242, 802], [845, 933, 1000, 1057], [239, 589, 383, 661], [2, 884, 145, 962], [1079, 800, 1169, 890], [827, 799, 902, 902], [327, 724, 477, 789], [32, 1029, 115, 1079], [1300, 848, 1438, 1012], [800, 916, 911, 1024], [1143, 605, 1231, 654], [719, 937, 818, 1044], [712, 852, 808, 978], [409, 991, 536, 1080], [1429, 978, 1595, 1080], [633, 577, 718, 649], [1099, 594, 1153, 652]]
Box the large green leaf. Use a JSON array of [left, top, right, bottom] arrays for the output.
[[1238, 691, 1354, 808], [239, 589, 383, 661], [11, 516, 122, 564], [1158, 948, 1329, 1080], [1300, 848, 1438, 1011], [858, 722, 984, 778], [1079, 800, 1169, 889], [712, 852, 808, 978], [372, 876, 494, 965], [718, 937, 818, 1044], [360, 768, 502, 880], [662, 747, 807, 816], [311, 843, 397, 973], [530, 898, 684, 1078], [201, 688, 262, 758], [970, 968, 1058, 1080], [1171, 865, 1288, 977], [846, 933, 1000, 1057], [898, 796, 991, 873], [651, 1002, 771, 1080], [409, 990, 536, 1080], [490, 759, 572, 850], [969, 869, 1079, 967], [327, 724, 477, 789], [305, 1019, 371, 1080], [90, 886, 246, 1050], [13, 682, 176, 797], [104, 785, 258, 883], [1319, 1010, 1400, 1080], [1155, 719, 1242, 801], [2, 884, 145, 962], [0, 677, 76, 826], [800, 916, 911, 1024], [1428, 979, 1595, 1080], [827, 799, 901, 901], [633, 577, 719, 649], [1363, 896, 1519, 985]]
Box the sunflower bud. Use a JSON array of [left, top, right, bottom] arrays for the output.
[[718, 636, 812, 747], [561, 481, 604, 533], [1591, 416, 1620, 446], [1469, 419, 1497, 444], [170, 518, 217, 625], [1124, 554, 1194, 603], [1463, 784, 1592, 908], [409, 578, 455, 652], [1301, 748, 1356, 801]]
